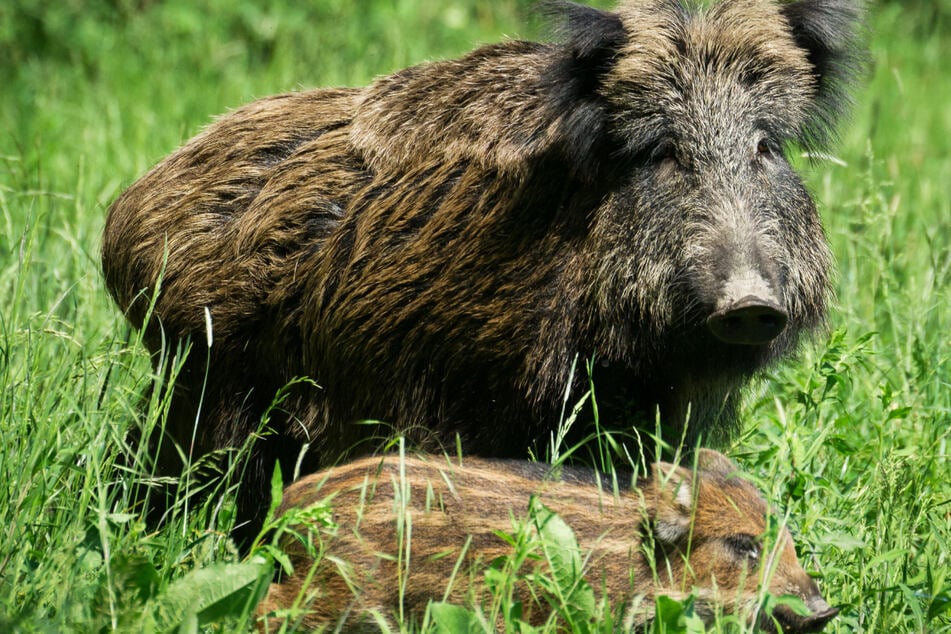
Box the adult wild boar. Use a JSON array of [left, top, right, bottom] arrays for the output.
[[102, 0, 863, 536], [257, 450, 839, 632]]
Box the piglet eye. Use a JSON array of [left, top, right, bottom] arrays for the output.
[[726, 533, 762, 563]]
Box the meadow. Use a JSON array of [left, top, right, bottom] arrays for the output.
[[0, 0, 948, 631]]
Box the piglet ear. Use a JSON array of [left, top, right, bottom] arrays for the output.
[[695, 449, 739, 479], [647, 463, 694, 545], [780, 0, 867, 149]]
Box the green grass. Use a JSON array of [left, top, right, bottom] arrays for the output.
[[1, 1, 948, 632]]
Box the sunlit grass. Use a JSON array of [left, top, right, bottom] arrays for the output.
[[0, 1, 948, 631]]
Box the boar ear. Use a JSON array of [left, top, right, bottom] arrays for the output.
[[647, 463, 694, 545], [543, 0, 627, 67], [780, 0, 867, 149], [539, 1, 628, 177]]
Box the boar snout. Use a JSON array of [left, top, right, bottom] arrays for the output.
[[707, 295, 788, 345], [703, 238, 789, 345], [765, 596, 839, 634]]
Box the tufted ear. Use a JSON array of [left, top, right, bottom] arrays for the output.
[[539, 1, 628, 178], [646, 462, 694, 545], [780, 0, 867, 149], [543, 0, 627, 69]]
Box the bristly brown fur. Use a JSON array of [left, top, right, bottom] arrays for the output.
[[101, 0, 865, 542], [256, 450, 838, 632]]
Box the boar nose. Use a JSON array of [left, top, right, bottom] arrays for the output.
[[769, 592, 839, 634], [803, 594, 839, 629], [805, 605, 840, 629], [707, 296, 788, 345], [771, 602, 839, 633]]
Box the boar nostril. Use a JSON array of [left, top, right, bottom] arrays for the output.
[[707, 296, 789, 345]]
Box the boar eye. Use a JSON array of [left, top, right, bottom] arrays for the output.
[[651, 140, 677, 165], [756, 137, 774, 158], [726, 533, 761, 563]]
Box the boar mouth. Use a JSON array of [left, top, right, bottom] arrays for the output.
[[759, 603, 840, 634]]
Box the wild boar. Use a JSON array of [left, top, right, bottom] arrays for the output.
[[101, 0, 864, 539]]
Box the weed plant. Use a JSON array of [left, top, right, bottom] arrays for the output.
[[0, 1, 948, 632]]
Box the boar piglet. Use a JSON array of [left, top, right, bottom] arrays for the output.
[[258, 449, 837, 632]]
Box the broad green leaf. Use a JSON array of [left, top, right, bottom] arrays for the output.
[[868, 547, 908, 567], [530, 498, 596, 626], [149, 557, 273, 632], [428, 602, 479, 634], [653, 595, 687, 633]]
